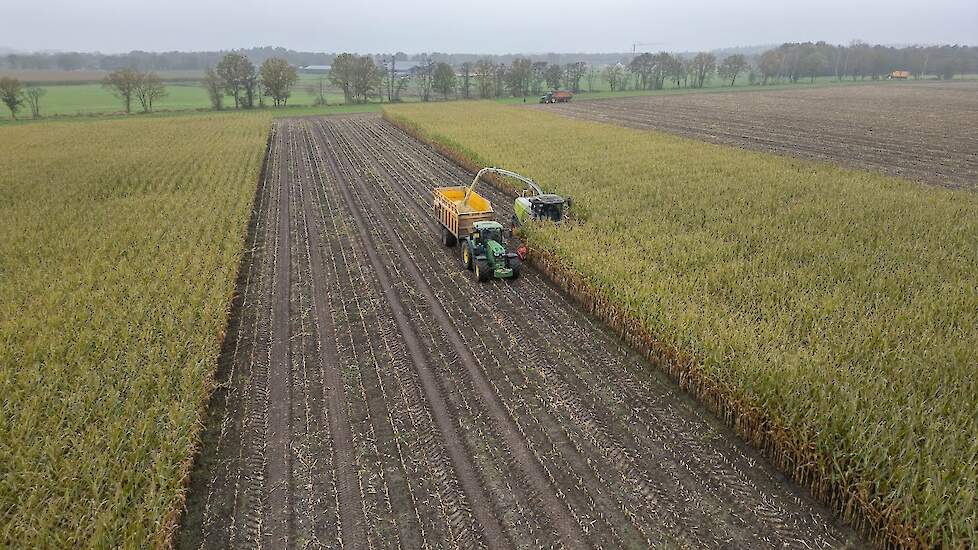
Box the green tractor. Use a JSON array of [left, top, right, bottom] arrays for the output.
[[460, 221, 522, 282]]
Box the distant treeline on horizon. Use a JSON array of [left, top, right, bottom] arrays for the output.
[[3, 42, 976, 80]]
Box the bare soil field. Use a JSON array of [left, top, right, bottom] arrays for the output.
[[176, 114, 860, 549], [539, 81, 978, 189]]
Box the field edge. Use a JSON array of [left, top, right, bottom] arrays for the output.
[[381, 107, 920, 548], [157, 126, 275, 549]]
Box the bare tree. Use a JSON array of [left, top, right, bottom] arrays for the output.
[[102, 68, 140, 113], [413, 57, 435, 102], [202, 68, 224, 110], [603, 64, 624, 91], [690, 52, 716, 88], [475, 59, 495, 98], [260, 58, 298, 106], [459, 62, 473, 99], [135, 72, 167, 113], [307, 75, 329, 105], [563, 62, 587, 92], [585, 64, 599, 92], [544, 64, 562, 90], [24, 86, 45, 118]]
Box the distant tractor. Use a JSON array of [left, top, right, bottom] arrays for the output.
[[888, 70, 911, 80], [540, 90, 573, 103], [433, 168, 525, 282]]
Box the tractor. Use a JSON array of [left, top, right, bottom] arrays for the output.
[[460, 220, 522, 282]]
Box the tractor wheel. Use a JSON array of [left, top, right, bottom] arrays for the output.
[[462, 245, 473, 270], [510, 259, 522, 279], [475, 259, 491, 282]]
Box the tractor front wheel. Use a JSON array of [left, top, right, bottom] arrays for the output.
[[510, 259, 522, 279], [475, 259, 491, 282], [462, 245, 473, 270]]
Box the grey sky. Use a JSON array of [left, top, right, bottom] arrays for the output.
[[5, 0, 976, 54]]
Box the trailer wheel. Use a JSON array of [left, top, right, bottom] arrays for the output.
[[475, 259, 491, 282], [442, 227, 457, 247], [462, 244, 473, 270]]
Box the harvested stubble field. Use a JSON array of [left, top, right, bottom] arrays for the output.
[[384, 101, 978, 547], [538, 81, 978, 189], [0, 113, 270, 546], [176, 114, 860, 549]]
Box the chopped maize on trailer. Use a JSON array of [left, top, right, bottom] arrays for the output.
[[433, 186, 495, 247]]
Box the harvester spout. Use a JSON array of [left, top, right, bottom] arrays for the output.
[[462, 167, 544, 206]]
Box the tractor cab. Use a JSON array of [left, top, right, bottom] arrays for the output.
[[461, 221, 522, 282], [472, 223, 505, 248]]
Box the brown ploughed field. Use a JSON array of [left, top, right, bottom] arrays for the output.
[[539, 81, 978, 189], [176, 114, 861, 549]]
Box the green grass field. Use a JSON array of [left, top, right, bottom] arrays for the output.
[[4, 71, 963, 121], [384, 102, 978, 547], [0, 112, 270, 547]]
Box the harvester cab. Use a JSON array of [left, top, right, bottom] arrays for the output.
[[512, 181, 570, 231], [461, 221, 522, 282]]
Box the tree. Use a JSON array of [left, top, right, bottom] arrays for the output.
[[801, 51, 827, 83], [757, 50, 783, 84], [0, 77, 24, 119], [628, 53, 655, 89], [718, 54, 748, 86], [668, 57, 686, 87], [585, 64, 599, 92], [308, 75, 329, 106], [460, 62, 473, 99], [475, 59, 495, 99], [135, 72, 167, 113], [690, 52, 716, 88], [506, 58, 532, 98], [202, 68, 224, 110], [544, 64, 562, 90], [433, 62, 457, 99], [563, 62, 587, 93], [216, 53, 257, 109], [24, 86, 45, 118], [413, 57, 435, 102], [331, 53, 381, 104], [649, 52, 673, 90], [102, 68, 140, 113], [603, 64, 624, 91], [530, 62, 548, 95], [260, 58, 298, 106]]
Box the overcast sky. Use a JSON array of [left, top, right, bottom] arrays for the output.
[[4, 0, 976, 54]]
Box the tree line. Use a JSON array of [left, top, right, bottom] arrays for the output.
[[201, 54, 298, 110], [2, 46, 331, 72]]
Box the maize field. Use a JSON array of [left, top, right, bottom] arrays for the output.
[[0, 113, 270, 547], [384, 101, 978, 547]]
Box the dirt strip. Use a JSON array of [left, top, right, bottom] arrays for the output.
[[177, 114, 863, 549]]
